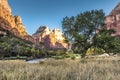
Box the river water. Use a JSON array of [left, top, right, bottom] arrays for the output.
[[26, 58, 45, 63]]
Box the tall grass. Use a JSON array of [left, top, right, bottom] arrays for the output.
[[0, 58, 120, 80]]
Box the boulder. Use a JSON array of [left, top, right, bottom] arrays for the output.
[[98, 53, 109, 57]]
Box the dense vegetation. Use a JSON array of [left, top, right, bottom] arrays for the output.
[[93, 27, 120, 54], [62, 9, 120, 57], [0, 27, 42, 58], [0, 27, 68, 59], [0, 9, 120, 59]]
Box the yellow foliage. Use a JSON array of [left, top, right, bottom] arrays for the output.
[[86, 47, 105, 55]]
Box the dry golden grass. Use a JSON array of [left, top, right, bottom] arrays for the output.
[[0, 57, 120, 80]]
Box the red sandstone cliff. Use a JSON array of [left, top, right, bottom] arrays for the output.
[[0, 0, 34, 42], [32, 26, 68, 49], [105, 2, 120, 36]]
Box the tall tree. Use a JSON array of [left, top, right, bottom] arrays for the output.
[[62, 9, 105, 57]]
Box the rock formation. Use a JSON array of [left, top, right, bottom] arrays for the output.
[[32, 26, 68, 49], [0, 0, 11, 13], [0, 0, 34, 41], [105, 2, 120, 36]]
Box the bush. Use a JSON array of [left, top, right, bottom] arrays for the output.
[[53, 56, 64, 60], [71, 56, 76, 60], [86, 47, 105, 55]]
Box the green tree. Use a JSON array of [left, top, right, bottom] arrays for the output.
[[0, 42, 11, 56], [62, 9, 105, 57], [93, 28, 120, 54]]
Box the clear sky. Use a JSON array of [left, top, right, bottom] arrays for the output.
[[8, 0, 120, 35]]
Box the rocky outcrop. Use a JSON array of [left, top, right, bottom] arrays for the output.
[[105, 2, 120, 36], [0, 0, 34, 41], [32, 26, 68, 49], [0, 0, 11, 13]]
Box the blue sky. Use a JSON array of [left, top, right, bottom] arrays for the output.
[[8, 0, 120, 35]]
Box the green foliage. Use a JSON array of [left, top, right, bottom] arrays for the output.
[[93, 28, 120, 54], [71, 56, 76, 60], [62, 9, 105, 57], [51, 52, 81, 60], [53, 56, 65, 60], [62, 9, 120, 57], [0, 31, 41, 58]]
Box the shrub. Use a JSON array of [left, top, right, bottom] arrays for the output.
[[71, 56, 76, 60], [86, 47, 105, 55]]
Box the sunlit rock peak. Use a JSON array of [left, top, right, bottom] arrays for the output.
[[33, 26, 68, 49], [0, 0, 34, 42]]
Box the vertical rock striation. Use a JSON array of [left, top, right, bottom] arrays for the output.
[[32, 26, 68, 49], [0, 0, 33, 41], [105, 2, 120, 36]]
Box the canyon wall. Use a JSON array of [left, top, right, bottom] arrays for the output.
[[0, 0, 34, 41], [105, 2, 120, 36]]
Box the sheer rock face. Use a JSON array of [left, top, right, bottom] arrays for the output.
[[0, 0, 33, 41], [32, 26, 68, 49], [0, 0, 11, 13], [105, 2, 120, 36]]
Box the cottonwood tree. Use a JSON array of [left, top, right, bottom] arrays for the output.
[[62, 9, 105, 57]]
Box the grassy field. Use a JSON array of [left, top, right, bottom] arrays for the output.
[[0, 57, 120, 80]]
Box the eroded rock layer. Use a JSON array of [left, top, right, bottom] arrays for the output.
[[105, 2, 120, 36], [33, 26, 68, 49], [0, 0, 33, 41]]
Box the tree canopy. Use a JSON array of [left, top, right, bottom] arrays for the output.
[[62, 10, 105, 57], [62, 9, 120, 57]]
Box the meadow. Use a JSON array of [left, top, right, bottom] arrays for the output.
[[0, 57, 120, 80]]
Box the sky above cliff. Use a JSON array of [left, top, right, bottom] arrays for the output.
[[8, 0, 120, 35]]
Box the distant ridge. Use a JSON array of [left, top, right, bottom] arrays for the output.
[[32, 26, 68, 49]]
